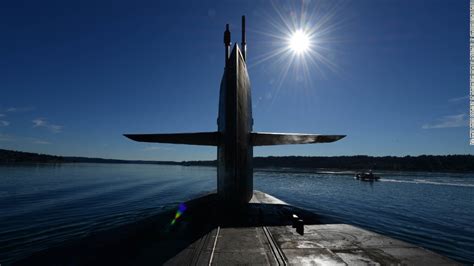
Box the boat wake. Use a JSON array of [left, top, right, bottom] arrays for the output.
[[379, 178, 474, 188]]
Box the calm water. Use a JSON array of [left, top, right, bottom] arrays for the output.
[[0, 164, 473, 264]]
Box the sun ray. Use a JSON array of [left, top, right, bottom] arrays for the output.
[[248, 46, 288, 68]]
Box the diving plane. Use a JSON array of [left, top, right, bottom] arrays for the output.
[[125, 16, 345, 205]]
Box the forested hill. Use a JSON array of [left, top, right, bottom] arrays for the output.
[[0, 149, 176, 165], [254, 155, 474, 172], [182, 155, 474, 172], [0, 149, 63, 163], [1, 149, 473, 172]]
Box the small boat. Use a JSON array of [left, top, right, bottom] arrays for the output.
[[355, 170, 380, 181]]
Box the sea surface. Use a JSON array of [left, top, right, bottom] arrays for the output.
[[0, 163, 473, 264]]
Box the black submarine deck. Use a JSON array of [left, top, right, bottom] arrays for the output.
[[16, 191, 458, 265]]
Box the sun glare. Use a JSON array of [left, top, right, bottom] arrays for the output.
[[248, 1, 344, 96], [289, 30, 310, 54]]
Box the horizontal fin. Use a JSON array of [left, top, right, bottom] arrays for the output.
[[124, 132, 220, 146], [251, 132, 345, 146]]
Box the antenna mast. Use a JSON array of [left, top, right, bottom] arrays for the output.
[[241, 16, 246, 61], [224, 24, 231, 65]]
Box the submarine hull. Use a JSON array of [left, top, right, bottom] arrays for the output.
[[15, 191, 460, 265]]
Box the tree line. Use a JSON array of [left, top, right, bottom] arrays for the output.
[[1, 149, 473, 172]]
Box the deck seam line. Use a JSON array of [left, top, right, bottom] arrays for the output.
[[208, 226, 220, 266], [190, 227, 209, 265], [262, 226, 287, 266]]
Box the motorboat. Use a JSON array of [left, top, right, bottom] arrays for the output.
[[355, 171, 380, 181]]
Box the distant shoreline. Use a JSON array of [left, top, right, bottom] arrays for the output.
[[1, 149, 474, 173]]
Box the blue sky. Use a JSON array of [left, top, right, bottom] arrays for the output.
[[0, 0, 472, 161]]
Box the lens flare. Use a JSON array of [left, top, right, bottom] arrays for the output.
[[170, 203, 187, 225]]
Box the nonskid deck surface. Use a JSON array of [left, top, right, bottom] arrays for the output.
[[16, 191, 458, 265], [166, 191, 457, 265]]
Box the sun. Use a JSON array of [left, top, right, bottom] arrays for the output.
[[249, 1, 343, 90], [289, 29, 310, 54]]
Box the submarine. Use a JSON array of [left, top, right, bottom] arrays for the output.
[[124, 16, 345, 206], [16, 16, 459, 265]]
